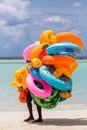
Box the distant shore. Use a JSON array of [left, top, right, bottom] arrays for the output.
[[0, 57, 23, 60], [0, 57, 87, 60]]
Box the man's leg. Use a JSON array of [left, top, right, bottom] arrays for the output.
[[24, 92, 34, 122], [33, 104, 43, 122], [32, 81, 43, 122], [24, 101, 34, 122]]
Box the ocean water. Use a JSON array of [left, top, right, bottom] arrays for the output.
[[0, 59, 87, 111]]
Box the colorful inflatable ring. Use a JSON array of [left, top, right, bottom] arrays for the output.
[[26, 74, 52, 98], [56, 32, 84, 50], [54, 64, 78, 78], [29, 67, 42, 80], [42, 55, 78, 78], [33, 88, 60, 109], [42, 55, 78, 67], [39, 65, 72, 91], [58, 76, 72, 102], [30, 43, 49, 60], [55, 65, 76, 78], [23, 42, 39, 61], [59, 90, 72, 102], [40, 30, 57, 45], [46, 42, 81, 56]]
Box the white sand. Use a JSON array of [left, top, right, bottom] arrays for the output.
[[0, 110, 87, 130]]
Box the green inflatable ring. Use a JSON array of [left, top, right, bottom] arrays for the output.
[[33, 87, 60, 109]]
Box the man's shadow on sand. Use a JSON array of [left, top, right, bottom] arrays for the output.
[[37, 118, 87, 126]]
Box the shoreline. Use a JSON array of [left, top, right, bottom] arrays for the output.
[[0, 110, 87, 130], [0, 57, 87, 60]]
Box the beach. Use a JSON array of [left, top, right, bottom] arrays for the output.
[[0, 110, 87, 130]]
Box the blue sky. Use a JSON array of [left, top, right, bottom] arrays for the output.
[[0, 0, 87, 57]]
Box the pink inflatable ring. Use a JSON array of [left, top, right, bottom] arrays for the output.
[[23, 42, 39, 61], [26, 74, 52, 98]]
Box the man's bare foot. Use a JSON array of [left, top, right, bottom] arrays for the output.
[[32, 118, 43, 123], [24, 117, 34, 122]]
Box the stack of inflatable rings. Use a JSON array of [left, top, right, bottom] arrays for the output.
[[23, 30, 84, 109]]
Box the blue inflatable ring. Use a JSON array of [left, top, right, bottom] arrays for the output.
[[39, 65, 72, 91], [47, 42, 81, 56]]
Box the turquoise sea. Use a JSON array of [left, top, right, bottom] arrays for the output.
[[0, 59, 87, 111]]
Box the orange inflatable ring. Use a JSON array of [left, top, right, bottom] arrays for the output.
[[42, 55, 78, 78], [42, 55, 78, 67], [56, 32, 84, 50], [30, 43, 49, 60]]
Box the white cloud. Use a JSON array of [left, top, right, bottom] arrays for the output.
[[0, 0, 30, 21], [73, 2, 82, 7], [43, 16, 70, 24], [0, 0, 30, 50], [0, 19, 7, 26], [1, 23, 27, 42], [43, 16, 61, 22], [71, 29, 81, 35]]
